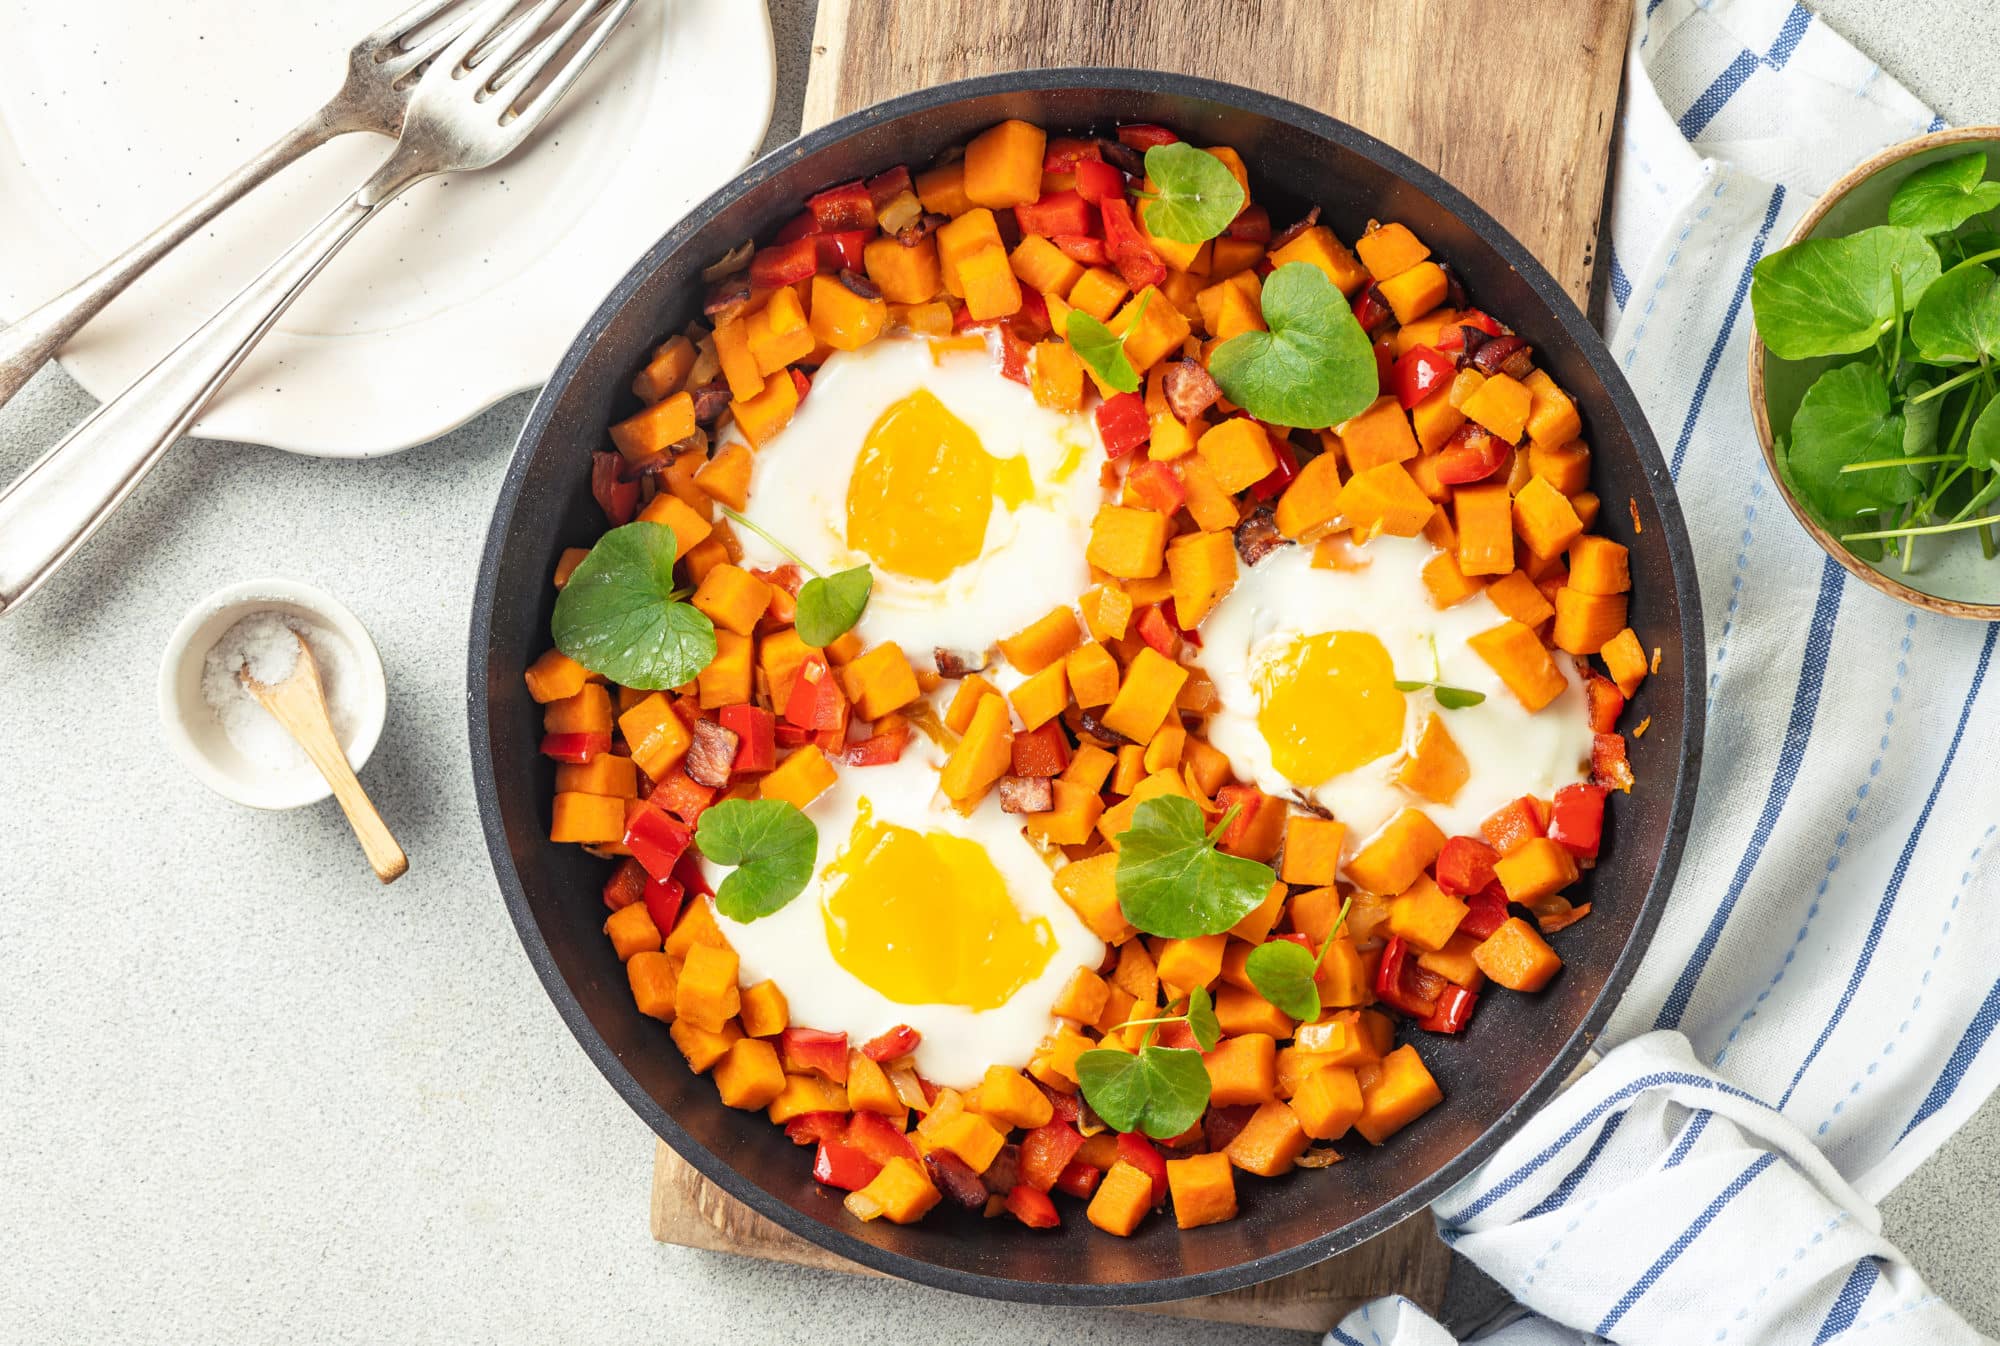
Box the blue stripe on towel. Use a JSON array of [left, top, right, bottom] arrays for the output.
[[1778, 623, 1996, 1107], [1814, 1259, 1882, 1343], [1677, 5, 1815, 140], [1595, 1153, 1778, 1334], [1902, 973, 2000, 1140], [1670, 184, 1786, 477], [1657, 557, 1844, 1031], [1610, 246, 1634, 310]]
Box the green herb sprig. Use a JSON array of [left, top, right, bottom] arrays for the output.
[[1392, 636, 1487, 709], [694, 798, 817, 922], [1074, 987, 1221, 1139], [550, 522, 717, 689], [718, 506, 872, 645], [1245, 896, 1355, 1022], [1751, 150, 2000, 569], [1207, 263, 1378, 429], [1065, 291, 1153, 394], [1114, 795, 1278, 938]]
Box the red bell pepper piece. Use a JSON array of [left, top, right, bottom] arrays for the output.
[[1099, 196, 1166, 289], [1436, 424, 1511, 484], [860, 1024, 921, 1062], [1004, 1184, 1061, 1229], [718, 703, 776, 774], [1072, 157, 1127, 205], [1550, 782, 1609, 860], [1459, 884, 1511, 941], [1247, 437, 1300, 502], [748, 236, 818, 289], [806, 179, 876, 232], [1351, 285, 1394, 335], [1094, 391, 1151, 458], [1115, 1133, 1169, 1206], [1593, 733, 1636, 793], [1010, 721, 1071, 778], [1116, 123, 1179, 150], [541, 731, 611, 765], [773, 211, 818, 244], [673, 849, 712, 900], [1434, 310, 1506, 351], [998, 324, 1033, 386], [1373, 333, 1398, 395], [1482, 795, 1548, 856], [811, 1137, 881, 1191], [1227, 203, 1272, 243], [1112, 243, 1168, 292], [1042, 136, 1102, 174], [864, 165, 912, 210], [1435, 835, 1501, 896], [1124, 458, 1187, 516], [813, 229, 869, 273], [842, 714, 912, 767], [648, 766, 715, 826], [783, 656, 849, 738], [642, 876, 686, 940], [1392, 345, 1457, 410], [1160, 596, 1202, 647], [775, 722, 810, 748], [790, 367, 812, 402], [1134, 604, 1181, 659], [1038, 1081, 1081, 1125], [1155, 1019, 1197, 1050], [1374, 936, 1445, 1018], [779, 1027, 850, 1084], [590, 451, 637, 526], [602, 857, 647, 911], [1053, 1159, 1102, 1199], [1015, 189, 1095, 238], [1012, 287, 1052, 340], [1584, 673, 1626, 735], [783, 1111, 847, 1147], [623, 804, 693, 881], [844, 1110, 919, 1166], [1212, 784, 1269, 853], [1051, 233, 1110, 266], [1204, 1104, 1257, 1153], [1419, 984, 1479, 1034], [1018, 1122, 1084, 1191]]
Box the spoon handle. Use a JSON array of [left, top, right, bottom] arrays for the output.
[[286, 706, 409, 884]]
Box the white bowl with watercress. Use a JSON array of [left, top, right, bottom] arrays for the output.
[[1750, 127, 2000, 618]]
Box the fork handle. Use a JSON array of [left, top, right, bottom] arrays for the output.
[[0, 172, 419, 616], [0, 114, 340, 412]]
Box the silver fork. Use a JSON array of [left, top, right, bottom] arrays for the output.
[[0, 0, 482, 412], [0, 0, 635, 617]]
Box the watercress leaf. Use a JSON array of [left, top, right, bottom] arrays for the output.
[[1788, 362, 1921, 523], [1245, 939, 1321, 1023], [1887, 152, 2000, 235], [795, 565, 872, 646], [1077, 1046, 1212, 1140], [1903, 377, 1942, 458], [1391, 680, 1430, 693], [1186, 986, 1222, 1053], [1114, 794, 1278, 937], [1138, 142, 1247, 245], [1432, 685, 1488, 710], [695, 798, 818, 922], [551, 522, 718, 689], [1910, 263, 2000, 364], [1751, 226, 1941, 359], [1065, 311, 1142, 394], [1966, 396, 2000, 472], [1208, 262, 1377, 428]]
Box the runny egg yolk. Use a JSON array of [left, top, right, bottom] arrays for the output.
[[1254, 630, 1407, 786], [844, 389, 1033, 582], [820, 802, 1056, 1011]]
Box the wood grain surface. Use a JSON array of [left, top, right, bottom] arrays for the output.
[[650, 0, 1630, 1328]]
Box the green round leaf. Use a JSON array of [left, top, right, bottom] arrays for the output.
[[696, 798, 818, 922], [551, 522, 717, 689], [1185, 986, 1222, 1053], [1786, 362, 1922, 524], [1887, 152, 2000, 235], [1910, 264, 2000, 364], [1065, 310, 1141, 394], [1076, 1045, 1212, 1140], [1751, 226, 1941, 360], [1137, 142, 1247, 245], [1967, 396, 2000, 472], [795, 565, 873, 647], [1245, 939, 1321, 1023], [1114, 794, 1278, 938], [1207, 263, 1377, 428], [1902, 376, 1942, 458]]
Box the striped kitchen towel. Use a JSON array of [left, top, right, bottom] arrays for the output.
[[1334, 2, 1999, 1342]]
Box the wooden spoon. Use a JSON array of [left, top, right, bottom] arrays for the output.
[[239, 630, 408, 883]]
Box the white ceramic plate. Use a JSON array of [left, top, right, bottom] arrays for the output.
[[0, 0, 774, 457]]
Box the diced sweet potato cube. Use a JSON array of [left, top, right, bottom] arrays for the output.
[[1275, 816, 1342, 888], [1087, 1160, 1156, 1236], [1337, 462, 1434, 538], [636, 492, 713, 559], [670, 1018, 742, 1074], [1110, 286, 1194, 373], [524, 648, 588, 704], [840, 641, 921, 721], [663, 899, 728, 959], [1601, 627, 1648, 697], [760, 743, 838, 809], [1165, 529, 1237, 628], [1421, 547, 1485, 609], [1338, 395, 1421, 473], [846, 1157, 941, 1224], [936, 207, 1003, 293], [863, 234, 942, 304], [1031, 338, 1085, 411], [1068, 266, 1130, 321], [1469, 620, 1568, 712], [1294, 1009, 1393, 1067], [847, 1052, 901, 1116], [1179, 456, 1242, 532], [1412, 382, 1469, 452], [714, 1038, 786, 1110], [625, 950, 678, 1020], [744, 287, 813, 377], [690, 564, 771, 638], [1100, 646, 1188, 744], [632, 334, 696, 404], [556, 753, 637, 799], [610, 391, 696, 462], [1486, 570, 1555, 628], [977, 1065, 1054, 1130], [1087, 505, 1170, 579], [1454, 481, 1514, 577], [1386, 873, 1468, 953], [551, 792, 625, 844], [915, 160, 970, 216], [1513, 476, 1585, 560], [1289, 1064, 1363, 1140], [1461, 371, 1532, 444], [1156, 934, 1228, 997], [1196, 418, 1279, 494], [1418, 932, 1487, 990], [1215, 982, 1295, 1039], [1167, 1151, 1238, 1229], [1355, 221, 1431, 280], [1522, 369, 1582, 448], [1227, 880, 1286, 944], [808, 272, 888, 351], [963, 119, 1047, 207], [1225, 1099, 1312, 1176], [1529, 437, 1592, 495], [1474, 916, 1565, 992], [941, 692, 1014, 805], [957, 243, 1023, 320], [738, 980, 788, 1037], [1354, 1045, 1443, 1144], [674, 943, 741, 1033], [1204, 1033, 1278, 1107], [1010, 234, 1084, 297], [1008, 661, 1071, 731], [1268, 225, 1369, 295], [1552, 586, 1629, 656], [1377, 261, 1448, 325], [1051, 966, 1111, 1025], [1065, 641, 1120, 709], [766, 1071, 849, 1124], [1274, 450, 1342, 540], [619, 693, 691, 781], [697, 629, 753, 708], [1316, 937, 1373, 1009], [999, 606, 1083, 674], [1567, 534, 1631, 595], [712, 316, 764, 401], [1396, 713, 1470, 805], [1493, 836, 1579, 905], [1345, 808, 1447, 896]]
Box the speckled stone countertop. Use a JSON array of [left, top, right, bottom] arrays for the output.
[[1, 2, 1992, 1341]]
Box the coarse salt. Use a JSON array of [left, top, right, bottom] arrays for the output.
[[199, 610, 362, 774]]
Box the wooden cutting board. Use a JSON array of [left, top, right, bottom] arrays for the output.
[[650, 0, 1630, 1329]]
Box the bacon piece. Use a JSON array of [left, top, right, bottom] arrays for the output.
[[998, 775, 1054, 814], [1161, 359, 1221, 423], [1233, 504, 1291, 567], [683, 719, 740, 789]]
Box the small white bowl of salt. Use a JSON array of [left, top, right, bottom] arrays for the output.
[[158, 579, 388, 810]]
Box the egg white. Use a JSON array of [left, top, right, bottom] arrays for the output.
[[1189, 535, 1595, 857], [723, 334, 1103, 666], [704, 738, 1105, 1089]]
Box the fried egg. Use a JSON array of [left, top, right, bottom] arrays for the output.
[[1190, 535, 1595, 856], [705, 741, 1104, 1089], [725, 334, 1102, 665]]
